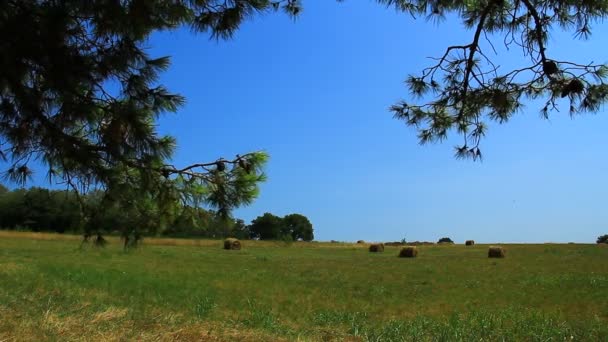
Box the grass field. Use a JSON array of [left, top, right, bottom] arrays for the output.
[[1, 231, 607, 341]]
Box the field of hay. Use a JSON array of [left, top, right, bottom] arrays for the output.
[[1, 231, 607, 341]]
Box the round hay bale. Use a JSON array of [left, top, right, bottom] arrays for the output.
[[357, 240, 365, 244], [465, 240, 475, 246], [488, 246, 505, 258], [398, 246, 418, 258], [369, 243, 384, 252], [224, 238, 241, 250]]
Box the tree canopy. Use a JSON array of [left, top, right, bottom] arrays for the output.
[[283, 213, 314, 241], [0, 185, 254, 243], [384, 0, 608, 159], [0, 1, 304, 228], [249, 212, 314, 241], [437, 237, 454, 244], [2, 0, 606, 241], [249, 213, 284, 240]]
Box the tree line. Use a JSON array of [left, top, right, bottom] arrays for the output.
[[0, 185, 313, 243], [2, 1, 605, 227]]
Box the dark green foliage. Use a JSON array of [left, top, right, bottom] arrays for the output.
[[231, 219, 252, 240], [385, 0, 608, 159], [0, 185, 252, 240], [248, 212, 314, 240], [543, 60, 559, 76], [0, 0, 299, 238], [282, 213, 314, 241], [0, 187, 82, 233], [249, 213, 284, 240], [438, 237, 454, 244], [597, 234, 608, 244]]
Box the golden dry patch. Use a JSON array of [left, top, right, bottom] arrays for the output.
[[91, 307, 129, 323], [42, 312, 86, 336], [0, 230, 364, 249], [313, 328, 364, 342], [0, 261, 25, 274], [143, 238, 213, 247], [0, 230, 82, 241], [2, 306, 285, 342], [124, 319, 290, 341]]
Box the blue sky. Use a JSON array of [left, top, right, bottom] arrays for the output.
[[17, 2, 608, 243]]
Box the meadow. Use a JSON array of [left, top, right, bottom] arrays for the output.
[[1, 231, 607, 341]]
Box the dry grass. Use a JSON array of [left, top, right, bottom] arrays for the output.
[[0, 261, 24, 274], [2, 305, 280, 342], [1, 232, 608, 341], [0, 230, 380, 250], [0, 230, 83, 241], [91, 307, 129, 323]]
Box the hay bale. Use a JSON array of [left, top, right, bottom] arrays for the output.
[[488, 246, 505, 258], [357, 240, 365, 244], [369, 243, 384, 252], [224, 238, 241, 250], [465, 240, 475, 246], [398, 246, 418, 258]]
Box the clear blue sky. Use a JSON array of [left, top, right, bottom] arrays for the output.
[[20, 2, 608, 243]]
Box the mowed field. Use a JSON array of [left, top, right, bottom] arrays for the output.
[[1, 231, 607, 341]]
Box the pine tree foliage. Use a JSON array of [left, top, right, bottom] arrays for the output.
[[0, 1, 299, 233], [382, 0, 608, 159], [2, 0, 606, 240]]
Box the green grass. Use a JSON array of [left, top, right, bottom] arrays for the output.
[[1, 232, 607, 341]]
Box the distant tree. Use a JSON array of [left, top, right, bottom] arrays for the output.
[[282, 213, 314, 241], [0, 188, 27, 229], [0, 184, 265, 243], [249, 213, 284, 240], [22, 188, 53, 231], [162, 206, 213, 238], [50, 191, 82, 233], [438, 237, 454, 244], [597, 234, 608, 244], [0, 187, 82, 233], [231, 219, 252, 240]]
